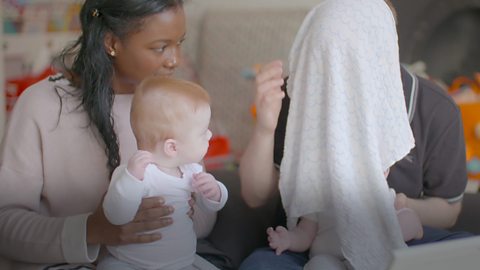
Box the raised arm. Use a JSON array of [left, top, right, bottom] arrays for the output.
[[239, 60, 285, 207], [103, 166, 145, 225], [103, 151, 155, 225]]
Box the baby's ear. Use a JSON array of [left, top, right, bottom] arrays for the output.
[[163, 139, 178, 157]]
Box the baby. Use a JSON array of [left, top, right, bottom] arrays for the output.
[[98, 77, 228, 270], [267, 169, 423, 269]]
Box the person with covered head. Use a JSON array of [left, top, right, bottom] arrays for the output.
[[239, 0, 471, 269], [271, 0, 415, 268]]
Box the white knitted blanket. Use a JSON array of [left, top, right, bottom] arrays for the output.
[[279, 0, 415, 269]]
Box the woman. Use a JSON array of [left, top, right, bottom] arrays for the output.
[[0, 1, 216, 269]]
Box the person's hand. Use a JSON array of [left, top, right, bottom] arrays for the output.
[[394, 192, 409, 210], [87, 196, 173, 245], [127, 150, 155, 180], [192, 172, 221, 202], [396, 208, 424, 241], [254, 60, 285, 135], [267, 226, 291, 255]]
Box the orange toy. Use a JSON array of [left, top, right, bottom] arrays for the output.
[[449, 76, 480, 94], [449, 74, 480, 180], [203, 135, 234, 170], [458, 103, 480, 180]]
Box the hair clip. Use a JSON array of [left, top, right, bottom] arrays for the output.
[[92, 8, 100, 17]]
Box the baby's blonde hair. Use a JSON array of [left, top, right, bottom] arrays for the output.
[[131, 77, 210, 151]]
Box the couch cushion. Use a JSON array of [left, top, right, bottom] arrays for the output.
[[451, 193, 480, 235], [207, 169, 282, 268]]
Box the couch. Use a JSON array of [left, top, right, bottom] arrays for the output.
[[178, 2, 480, 269]]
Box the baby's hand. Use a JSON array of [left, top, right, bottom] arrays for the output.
[[267, 226, 291, 255], [192, 172, 221, 202], [127, 150, 155, 180]]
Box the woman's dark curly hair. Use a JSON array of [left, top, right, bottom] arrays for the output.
[[54, 0, 184, 176]]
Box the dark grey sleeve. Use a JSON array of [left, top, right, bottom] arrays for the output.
[[422, 102, 468, 203]]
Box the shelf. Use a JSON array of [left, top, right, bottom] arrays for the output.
[[3, 32, 80, 57]]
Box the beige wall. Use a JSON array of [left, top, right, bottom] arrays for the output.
[[0, 0, 320, 141]]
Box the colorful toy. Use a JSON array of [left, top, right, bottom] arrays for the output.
[[203, 119, 235, 171], [449, 73, 480, 180], [458, 102, 480, 179], [242, 64, 264, 120]]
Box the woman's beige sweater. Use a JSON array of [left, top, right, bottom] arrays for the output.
[[0, 77, 215, 269]]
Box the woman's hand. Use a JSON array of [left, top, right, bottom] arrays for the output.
[[254, 60, 285, 135], [87, 196, 173, 245]]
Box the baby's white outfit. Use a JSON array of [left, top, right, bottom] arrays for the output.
[[100, 163, 227, 270]]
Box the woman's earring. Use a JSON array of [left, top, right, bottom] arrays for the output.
[[110, 50, 116, 57]]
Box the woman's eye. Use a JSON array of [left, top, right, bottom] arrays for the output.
[[154, 46, 167, 53]]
